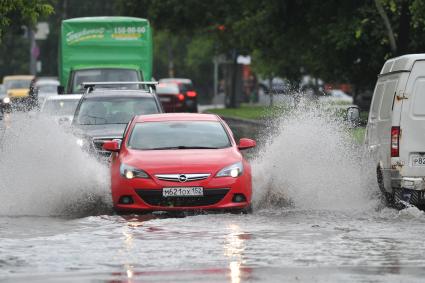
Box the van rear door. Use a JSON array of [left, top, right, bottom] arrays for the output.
[[399, 60, 425, 177]]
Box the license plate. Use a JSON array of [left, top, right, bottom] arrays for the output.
[[412, 154, 425, 166], [160, 97, 171, 102], [162, 187, 203, 197]]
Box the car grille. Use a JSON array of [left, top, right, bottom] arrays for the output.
[[135, 188, 229, 207], [155, 174, 210, 182]]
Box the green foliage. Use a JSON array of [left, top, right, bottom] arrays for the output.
[[152, 30, 215, 102], [206, 104, 286, 120], [120, 0, 425, 94], [0, 0, 53, 39], [351, 127, 366, 144]]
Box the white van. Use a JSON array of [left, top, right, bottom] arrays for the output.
[[366, 54, 425, 207]]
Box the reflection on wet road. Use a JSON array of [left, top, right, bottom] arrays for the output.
[[2, 208, 425, 282]]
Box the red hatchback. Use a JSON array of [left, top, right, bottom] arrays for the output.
[[103, 113, 256, 213]]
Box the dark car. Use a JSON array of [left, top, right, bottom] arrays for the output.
[[157, 78, 198, 113], [72, 82, 163, 157]]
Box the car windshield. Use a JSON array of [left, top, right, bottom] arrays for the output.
[[37, 84, 58, 94], [4, 80, 32, 90], [156, 84, 179, 94], [128, 121, 231, 150], [42, 99, 80, 116], [72, 69, 141, 93], [76, 97, 159, 125]]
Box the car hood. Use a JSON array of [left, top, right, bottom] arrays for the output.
[[74, 124, 127, 139], [123, 147, 242, 174], [7, 89, 29, 98]]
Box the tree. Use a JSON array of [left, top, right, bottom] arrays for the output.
[[0, 0, 53, 40], [118, 0, 425, 103]]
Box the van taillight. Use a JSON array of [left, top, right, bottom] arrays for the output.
[[391, 126, 400, 157]]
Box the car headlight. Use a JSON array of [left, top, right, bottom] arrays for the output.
[[3, 97, 10, 104], [216, 161, 243, 178], [76, 138, 86, 147], [120, 163, 149, 179]]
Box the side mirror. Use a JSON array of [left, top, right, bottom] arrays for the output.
[[346, 106, 360, 127], [238, 138, 256, 150], [103, 140, 120, 152], [57, 85, 65, 95]]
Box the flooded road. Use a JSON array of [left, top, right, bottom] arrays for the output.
[[2, 209, 425, 282], [2, 109, 425, 282]]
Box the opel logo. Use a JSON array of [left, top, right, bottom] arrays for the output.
[[178, 174, 187, 182]]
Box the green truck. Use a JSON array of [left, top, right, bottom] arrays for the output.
[[59, 17, 153, 93]]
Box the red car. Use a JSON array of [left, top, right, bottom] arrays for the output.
[[156, 78, 198, 113], [103, 113, 256, 213]]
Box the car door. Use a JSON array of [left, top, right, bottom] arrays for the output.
[[376, 75, 400, 170]]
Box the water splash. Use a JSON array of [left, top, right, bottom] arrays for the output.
[[252, 101, 379, 211], [0, 113, 112, 217]]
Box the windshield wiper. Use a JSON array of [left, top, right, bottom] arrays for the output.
[[150, 146, 220, 150]]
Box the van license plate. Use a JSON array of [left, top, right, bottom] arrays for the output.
[[163, 187, 203, 197], [412, 155, 425, 166]]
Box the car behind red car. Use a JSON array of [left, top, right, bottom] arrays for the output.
[[157, 78, 198, 113], [103, 113, 256, 213]]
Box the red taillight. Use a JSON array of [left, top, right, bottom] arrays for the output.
[[391, 126, 400, 157], [186, 91, 197, 98], [177, 94, 185, 101]]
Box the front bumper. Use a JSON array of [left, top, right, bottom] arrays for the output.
[[111, 173, 252, 212]]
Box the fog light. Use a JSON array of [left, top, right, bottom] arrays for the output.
[[3, 97, 10, 104], [232, 194, 247, 203], [119, 196, 134, 204]]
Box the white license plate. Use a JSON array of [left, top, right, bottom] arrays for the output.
[[160, 97, 171, 102], [162, 187, 203, 197], [412, 154, 425, 166]]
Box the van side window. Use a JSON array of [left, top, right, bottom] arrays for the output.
[[379, 80, 397, 120], [412, 78, 425, 117], [370, 83, 384, 120]]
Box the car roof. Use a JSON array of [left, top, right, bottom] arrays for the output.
[[380, 53, 425, 75], [3, 75, 35, 81], [36, 79, 59, 85], [84, 89, 155, 99], [159, 78, 192, 84], [46, 94, 82, 101], [134, 113, 220, 123]]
